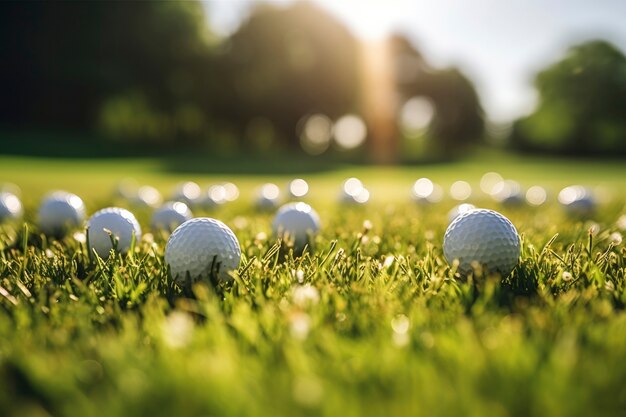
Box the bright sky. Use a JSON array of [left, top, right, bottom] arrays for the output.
[[203, 0, 626, 123]]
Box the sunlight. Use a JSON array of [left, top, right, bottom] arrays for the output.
[[360, 38, 397, 163], [312, 0, 404, 40]]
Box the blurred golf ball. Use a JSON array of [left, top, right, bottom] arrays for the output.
[[0, 192, 23, 223], [525, 185, 548, 206], [130, 185, 162, 208], [272, 202, 320, 249], [172, 181, 202, 206], [165, 218, 241, 283], [201, 184, 227, 209], [151, 201, 193, 232], [256, 183, 281, 210], [222, 182, 240, 202], [558, 185, 595, 216], [444, 209, 520, 276], [492, 180, 524, 206], [38, 191, 86, 237], [87, 207, 141, 258], [449, 181, 472, 201], [288, 179, 309, 199], [340, 178, 369, 204], [412, 178, 444, 204]]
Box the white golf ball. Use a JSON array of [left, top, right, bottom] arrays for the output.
[[38, 191, 86, 237], [87, 207, 141, 258], [0, 192, 23, 223], [558, 185, 595, 216], [443, 209, 520, 276], [492, 180, 524, 206], [130, 185, 162, 208], [171, 181, 202, 206], [272, 202, 320, 248], [288, 179, 309, 198], [151, 201, 193, 232], [339, 178, 370, 205], [165, 218, 241, 283], [412, 178, 444, 204], [256, 183, 281, 211], [201, 185, 227, 209]]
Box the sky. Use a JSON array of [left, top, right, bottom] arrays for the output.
[[203, 0, 626, 123]]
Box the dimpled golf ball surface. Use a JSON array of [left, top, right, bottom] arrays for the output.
[[272, 202, 320, 248], [38, 191, 86, 236], [165, 218, 241, 283], [87, 207, 141, 258], [444, 209, 520, 275]]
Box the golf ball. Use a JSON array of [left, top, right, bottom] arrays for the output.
[[38, 191, 86, 237], [130, 185, 162, 208], [412, 178, 444, 204], [492, 180, 524, 206], [165, 218, 241, 283], [256, 183, 281, 210], [339, 178, 370, 205], [201, 185, 227, 209], [288, 179, 309, 199], [151, 201, 193, 232], [87, 207, 142, 258], [171, 181, 202, 206], [272, 202, 320, 248], [0, 192, 23, 223], [558, 185, 595, 216], [443, 209, 520, 276]]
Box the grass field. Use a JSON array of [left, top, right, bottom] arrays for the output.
[[1, 152, 626, 417]]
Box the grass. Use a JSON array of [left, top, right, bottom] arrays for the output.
[[1, 152, 626, 416], [1, 148, 626, 205]]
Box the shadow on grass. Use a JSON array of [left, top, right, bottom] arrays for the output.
[[1, 129, 464, 175]]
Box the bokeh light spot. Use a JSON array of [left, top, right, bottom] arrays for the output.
[[450, 181, 472, 201], [333, 114, 367, 149]]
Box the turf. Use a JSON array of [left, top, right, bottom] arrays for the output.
[[1, 153, 625, 417]]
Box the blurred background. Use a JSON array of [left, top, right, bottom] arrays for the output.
[[1, 0, 625, 166]]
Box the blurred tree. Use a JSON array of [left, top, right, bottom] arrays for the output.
[[390, 35, 485, 157], [0, 1, 214, 147], [511, 40, 626, 155], [216, 2, 360, 150]]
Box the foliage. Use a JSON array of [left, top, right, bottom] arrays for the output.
[[0, 2, 485, 158], [391, 35, 485, 154], [0, 1, 214, 146], [512, 40, 626, 154], [216, 2, 360, 151]]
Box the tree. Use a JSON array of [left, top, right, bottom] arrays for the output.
[[511, 40, 626, 154], [390, 34, 484, 156], [217, 2, 360, 150], [0, 1, 215, 147]]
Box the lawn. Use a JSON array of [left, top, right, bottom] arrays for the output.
[[2, 149, 625, 205], [1, 151, 625, 417]]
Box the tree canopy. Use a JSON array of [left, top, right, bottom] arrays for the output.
[[0, 1, 486, 159], [511, 40, 626, 155]]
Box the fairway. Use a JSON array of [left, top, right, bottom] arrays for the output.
[[2, 150, 625, 206], [1, 153, 626, 417], [2, 0, 625, 415]]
